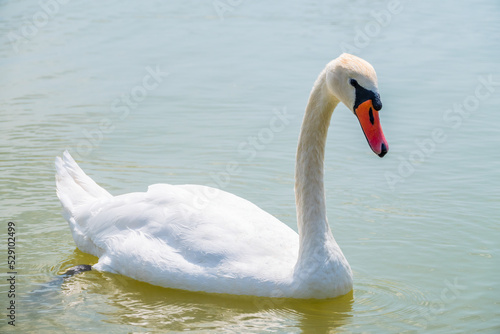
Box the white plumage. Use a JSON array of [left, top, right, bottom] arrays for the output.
[[56, 54, 387, 298]]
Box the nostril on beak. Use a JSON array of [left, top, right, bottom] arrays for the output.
[[378, 143, 388, 158]]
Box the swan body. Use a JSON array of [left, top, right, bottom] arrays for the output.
[[56, 53, 388, 299]]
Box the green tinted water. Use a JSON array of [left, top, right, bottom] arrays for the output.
[[1, 0, 499, 332]]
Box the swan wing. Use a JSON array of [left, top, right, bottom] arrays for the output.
[[77, 184, 298, 293]]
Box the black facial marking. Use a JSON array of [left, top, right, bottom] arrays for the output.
[[352, 81, 382, 112], [369, 107, 374, 125]]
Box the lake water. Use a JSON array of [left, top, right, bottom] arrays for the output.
[[1, 0, 499, 332]]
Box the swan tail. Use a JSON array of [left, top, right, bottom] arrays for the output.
[[55, 151, 112, 218]]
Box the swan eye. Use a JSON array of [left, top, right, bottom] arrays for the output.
[[350, 79, 358, 87]]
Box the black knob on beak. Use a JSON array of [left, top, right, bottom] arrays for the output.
[[373, 94, 383, 111]]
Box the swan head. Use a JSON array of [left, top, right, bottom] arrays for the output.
[[325, 53, 388, 157]]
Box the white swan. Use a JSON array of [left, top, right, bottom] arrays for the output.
[[55, 53, 388, 299]]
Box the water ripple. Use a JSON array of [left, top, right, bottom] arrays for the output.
[[353, 274, 429, 331]]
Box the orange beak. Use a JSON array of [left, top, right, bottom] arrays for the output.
[[355, 100, 388, 157]]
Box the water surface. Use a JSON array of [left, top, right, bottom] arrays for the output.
[[1, 0, 499, 332]]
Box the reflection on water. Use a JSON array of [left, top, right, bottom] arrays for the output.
[[22, 249, 354, 333], [96, 275, 352, 332], [19, 249, 440, 333], [1, 0, 499, 332]]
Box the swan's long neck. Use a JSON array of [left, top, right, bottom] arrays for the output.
[[295, 69, 340, 265]]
